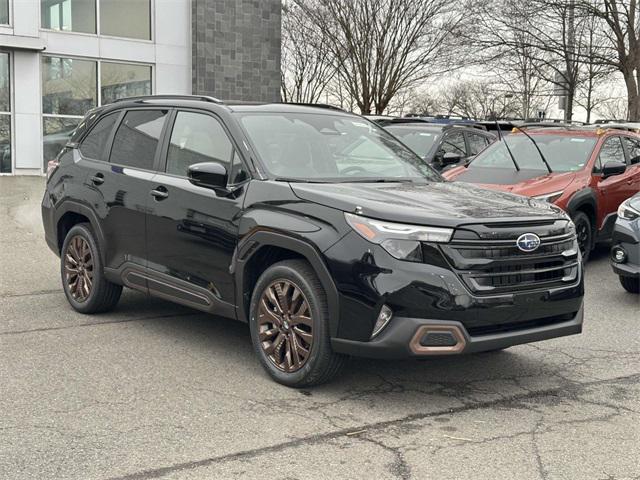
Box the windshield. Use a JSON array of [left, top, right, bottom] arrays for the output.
[[384, 126, 440, 158], [470, 134, 597, 173], [237, 112, 441, 182]]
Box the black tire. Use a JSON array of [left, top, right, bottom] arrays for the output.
[[619, 275, 640, 294], [249, 259, 345, 387], [60, 223, 122, 314], [572, 211, 592, 262]]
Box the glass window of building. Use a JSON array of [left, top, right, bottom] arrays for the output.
[[100, 0, 151, 40], [41, 0, 97, 34], [42, 56, 97, 115], [42, 56, 97, 168], [0, 0, 9, 25], [0, 53, 11, 173], [101, 62, 151, 105]]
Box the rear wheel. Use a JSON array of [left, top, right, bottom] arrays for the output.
[[249, 259, 345, 387], [619, 276, 640, 294], [61, 224, 122, 313], [572, 211, 592, 262]]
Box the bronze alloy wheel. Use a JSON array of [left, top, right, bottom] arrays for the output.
[[64, 235, 94, 303], [258, 279, 313, 372]]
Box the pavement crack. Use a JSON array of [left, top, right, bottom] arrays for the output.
[[104, 371, 640, 480]]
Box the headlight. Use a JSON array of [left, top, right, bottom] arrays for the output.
[[533, 191, 564, 204], [618, 198, 640, 220], [344, 213, 453, 262]]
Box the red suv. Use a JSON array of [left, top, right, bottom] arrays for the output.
[[444, 126, 640, 260]]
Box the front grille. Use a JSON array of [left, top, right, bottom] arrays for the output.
[[439, 220, 580, 295]]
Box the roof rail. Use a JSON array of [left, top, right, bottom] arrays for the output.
[[112, 95, 224, 105], [379, 118, 433, 125], [593, 123, 640, 133], [518, 122, 576, 130], [279, 102, 346, 112]]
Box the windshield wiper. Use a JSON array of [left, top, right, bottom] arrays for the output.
[[274, 177, 326, 183], [512, 126, 553, 173], [338, 178, 415, 183], [495, 121, 520, 171]]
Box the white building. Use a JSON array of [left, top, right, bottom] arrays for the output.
[[0, 0, 281, 176]]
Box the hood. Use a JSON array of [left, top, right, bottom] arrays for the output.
[[446, 167, 576, 196], [289, 181, 566, 228]]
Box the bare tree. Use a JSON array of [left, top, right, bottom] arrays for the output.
[[469, 0, 555, 119], [281, 2, 336, 103], [574, 12, 617, 122], [575, 0, 640, 120], [296, 0, 466, 115]]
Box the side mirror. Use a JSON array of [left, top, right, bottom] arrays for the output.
[[442, 152, 463, 165], [188, 162, 228, 189], [602, 161, 626, 178]]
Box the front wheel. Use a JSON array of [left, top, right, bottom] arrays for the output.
[[249, 260, 345, 387], [572, 211, 592, 262], [619, 275, 640, 294]]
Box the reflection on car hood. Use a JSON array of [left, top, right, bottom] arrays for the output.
[[448, 168, 577, 196], [290, 181, 566, 228]]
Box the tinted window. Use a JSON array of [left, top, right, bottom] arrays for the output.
[[596, 137, 625, 172], [166, 112, 233, 177], [468, 133, 490, 155], [109, 110, 167, 169], [623, 137, 640, 165], [79, 112, 118, 160], [440, 132, 466, 156]]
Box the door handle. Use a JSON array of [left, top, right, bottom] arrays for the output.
[[90, 173, 104, 185], [150, 186, 169, 200]]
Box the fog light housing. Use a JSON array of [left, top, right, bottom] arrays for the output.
[[371, 305, 393, 339], [612, 247, 627, 264]]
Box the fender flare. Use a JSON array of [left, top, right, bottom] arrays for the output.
[[234, 230, 340, 336], [566, 188, 597, 223], [53, 200, 107, 261]]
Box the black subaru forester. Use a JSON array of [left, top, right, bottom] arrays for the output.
[[42, 96, 584, 387]]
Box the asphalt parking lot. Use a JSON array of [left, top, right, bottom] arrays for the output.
[[1, 176, 639, 480]]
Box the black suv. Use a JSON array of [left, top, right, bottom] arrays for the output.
[[42, 96, 584, 387], [381, 119, 496, 172]]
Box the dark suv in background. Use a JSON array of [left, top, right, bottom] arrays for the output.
[[43, 96, 584, 387], [380, 119, 496, 172]]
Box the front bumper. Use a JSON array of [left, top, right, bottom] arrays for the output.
[[332, 302, 583, 359], [611, 219, 640, 278]]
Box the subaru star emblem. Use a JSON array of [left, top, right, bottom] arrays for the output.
[[516, 233, 541, 252]]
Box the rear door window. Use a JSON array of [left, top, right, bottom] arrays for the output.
[[109, 109, 168, 170], [623, 137, 640, 165], [79, 112, 119, 160]]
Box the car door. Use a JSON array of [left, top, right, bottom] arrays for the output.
[[79, 108, 169, 274], [145, 109, 249, 315], [593, 135, 636, 231], [621, 135, 640, 192]]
